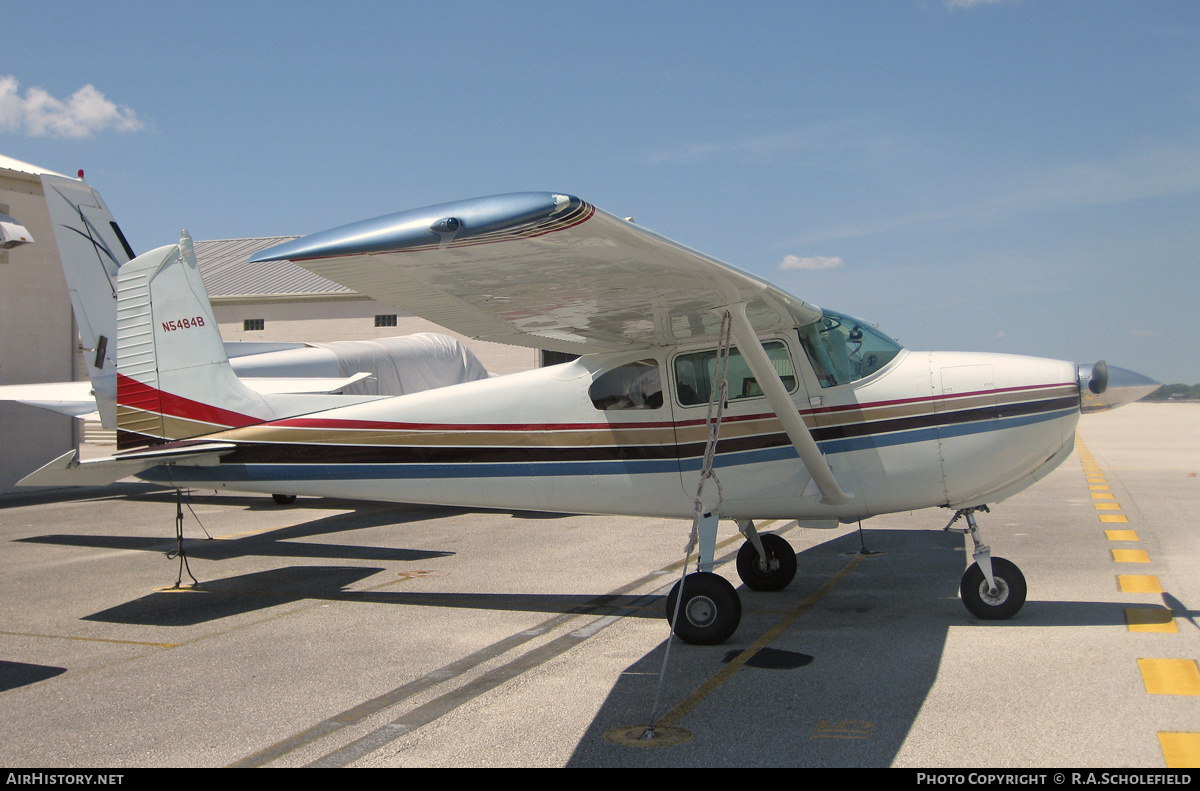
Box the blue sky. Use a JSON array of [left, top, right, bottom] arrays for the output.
[[4, 1, 1198, 383]]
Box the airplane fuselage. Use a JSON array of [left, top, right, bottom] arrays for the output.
[[139, 334, 1081, 524]]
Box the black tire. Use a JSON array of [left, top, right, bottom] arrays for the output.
[[272, 494, 297, 505], [665, 572, 742, 645], [735, 533, 798, 591], [960, 557, 1026, 620]]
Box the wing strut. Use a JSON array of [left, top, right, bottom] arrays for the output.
[[726, 302, 853, 507]]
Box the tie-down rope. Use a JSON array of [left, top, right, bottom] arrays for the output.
[[642, 309, 734, 738]]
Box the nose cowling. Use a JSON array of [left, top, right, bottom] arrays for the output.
[[1077, 360, 1161, 413]]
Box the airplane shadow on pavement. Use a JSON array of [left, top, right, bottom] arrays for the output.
[[564, 528, 1152, 768]]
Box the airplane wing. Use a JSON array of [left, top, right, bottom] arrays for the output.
[[251, 194, 822, 354]]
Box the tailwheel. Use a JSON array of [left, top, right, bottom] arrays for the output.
[[666, 572, 742, 645], [735, 533, 797, 591], [960, 557, 1026, 620]]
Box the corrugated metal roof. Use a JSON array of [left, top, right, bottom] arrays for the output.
[[194, 237, 357, 299], [0, 154, 66, 178]]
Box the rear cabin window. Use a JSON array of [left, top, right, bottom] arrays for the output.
[[589, 359, 663, 410], [673, 342, 796, 407], [797, 310, 902, 388]]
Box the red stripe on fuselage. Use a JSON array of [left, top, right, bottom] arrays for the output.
[[116, 374, 262, 430], [264, 382, 1078, 434]]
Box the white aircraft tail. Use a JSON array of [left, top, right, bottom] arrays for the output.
[[115, 233, 378, 450], [116, 233, 279, 449], [41, 174, 137, 428]]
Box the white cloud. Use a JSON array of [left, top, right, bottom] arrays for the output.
[[0, 76, 142, 139], [778, 254, 845, 271]]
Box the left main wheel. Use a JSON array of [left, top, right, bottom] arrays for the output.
[[665, 572, 742, 645], [960, 557, 1026, 620]]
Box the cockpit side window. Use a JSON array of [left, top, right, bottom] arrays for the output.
[[797, 310, 902, 388], [674, 342, 796, 406], [589, 359, 663, 410]]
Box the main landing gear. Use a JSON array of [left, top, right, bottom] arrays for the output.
[[944, 506, 1027, 620], [665, 517, 798, 645]]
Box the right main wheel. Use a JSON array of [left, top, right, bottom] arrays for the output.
[[735, 533, 797, 591]]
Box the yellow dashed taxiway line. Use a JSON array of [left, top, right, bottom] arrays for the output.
[[1080, 437, 1200, 766], [1159, 732, 1200, 768], [1139, 659, 1200, 697], [1125, 608, 1178, 634], [1119, 575, 1164, 594], [1112, 548, 1151, 563]]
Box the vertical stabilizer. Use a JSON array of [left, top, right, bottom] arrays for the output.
[[116, 233, 274, 449], [41, 174, 137, 428]]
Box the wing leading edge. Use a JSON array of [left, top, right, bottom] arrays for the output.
[[251, 193, 822, 354]]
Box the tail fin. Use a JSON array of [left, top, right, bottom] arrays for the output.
[[41, 173, 137, 428], [116, 232, 276, 449]]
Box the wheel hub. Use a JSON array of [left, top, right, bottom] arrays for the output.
[[756, 556, 780, 574], [978, 577, 1010, 606], [685, 595, 718, 627]]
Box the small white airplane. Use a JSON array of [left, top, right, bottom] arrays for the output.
[[18, 191, 1160, 644]]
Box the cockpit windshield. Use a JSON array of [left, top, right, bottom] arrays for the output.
[[797, 310, 903, 388]]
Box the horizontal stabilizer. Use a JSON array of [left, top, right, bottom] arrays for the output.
[[17, 442, 236, 488], [0, 381, 97, 418], [238, 372, 373, 394]]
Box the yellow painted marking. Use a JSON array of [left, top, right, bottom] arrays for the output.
[[0, 630, 180, 648], [1095, 502, 1123, 510], [813, 720, 874, 740], [653, 553, 866, 730], [1099, 515, 1129, 523], [1105, 530, 1139, 541], [1089, 485, 1111, 491], [1159, 732, 1200, 768], [1087, 477, 1107, 483], [1125, 608, 1178, 633], [1112, 549, 1151, 563], [1138, 659, 1200, 696], [1091, 493, 1115, 500], [1119, 575, 1163, 593], [604, 725, 692, 748]]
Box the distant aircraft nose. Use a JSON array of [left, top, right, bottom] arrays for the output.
[[1077, 361, 1161, 413]]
